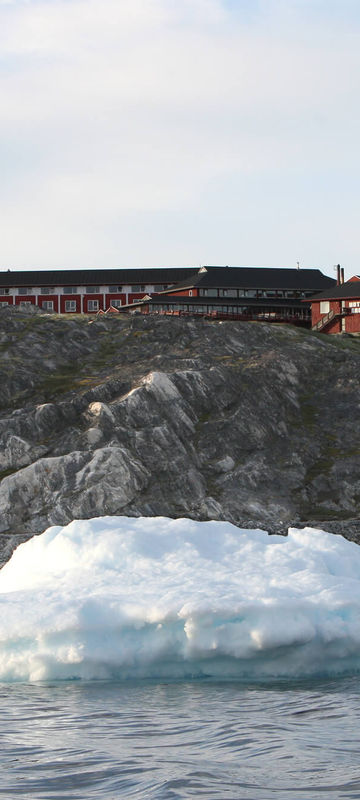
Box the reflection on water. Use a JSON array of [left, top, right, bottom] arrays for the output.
[[0, 678, 360, 799]]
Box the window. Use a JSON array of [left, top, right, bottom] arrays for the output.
[[200, 288, 218, 297], [63, 287, 78, 294], [42, 301, 54, 311], [245, 290, 257, 297], [189, 290, 193, 297], [40, 287, 55, 295], [19, 301, 31, 306], [87, 300, 99, 312], [0, 301, 9, 306], [131, 285, 145, 292], [109, 285, 123, 293], [4, 288, 9, 295], [218, 289, 228, 297], [18, 288, 32, 295], [320, 301, 330, 314], [110, 299, 122, 307], [65, 300, 77, 312], [86, 286, 99, 293]]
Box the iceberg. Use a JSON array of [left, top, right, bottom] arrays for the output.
[[0, 516, 360, 682]]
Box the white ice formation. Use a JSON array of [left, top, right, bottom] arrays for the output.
[[0, 516, 359, 682]]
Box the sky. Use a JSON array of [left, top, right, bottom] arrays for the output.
[[0, 0, 359, 278]]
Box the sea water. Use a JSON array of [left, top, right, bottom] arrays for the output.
[[1, 516, 360, 798], [1, 677, 360, 799]]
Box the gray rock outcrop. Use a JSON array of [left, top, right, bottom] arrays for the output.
[[0, 305, 360, 563]]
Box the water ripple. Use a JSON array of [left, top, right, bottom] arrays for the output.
[[0, 678, 360, 798]]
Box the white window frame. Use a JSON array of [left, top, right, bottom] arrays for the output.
[[19, 301, 32, 307], [42, 300, 54, 311], [110, 299, 122, 307], [86, 286, 100, 294], [65, 300, 77, 312], [87, 300, 99, 312], [320, 301, 330, 314], [63, 287, 78, 294]]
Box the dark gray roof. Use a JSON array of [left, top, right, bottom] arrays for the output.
[[309, 281, 360, 301], [0, 265, 336, 292], [162, 266, 335, 292], [0, 267, 195, 288]]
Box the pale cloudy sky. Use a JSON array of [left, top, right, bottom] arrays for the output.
[[0, 0, 359, 277]]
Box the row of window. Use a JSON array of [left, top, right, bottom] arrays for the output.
[[199, 289, 309, 298], [0, 299, 122, 311], [1, 285, 307, 298], [152, 303, 310, 317], [16, 300, 81, 311], [3, 284, 152, 296]]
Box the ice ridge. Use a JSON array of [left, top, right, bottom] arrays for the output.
[[0, 516, 359, 682]]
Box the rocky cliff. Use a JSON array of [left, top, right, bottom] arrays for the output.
[[1, 305, 360, 562]]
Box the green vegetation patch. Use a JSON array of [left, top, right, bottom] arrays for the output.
[[0, 466, 20, 481], [37, 365, 101, 400]]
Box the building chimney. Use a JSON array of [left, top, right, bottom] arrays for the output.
[[337, 264, 341, 285], [341, 267, 345, 284]]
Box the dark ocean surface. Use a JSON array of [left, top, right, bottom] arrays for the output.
[[0, 677, 359, 799]]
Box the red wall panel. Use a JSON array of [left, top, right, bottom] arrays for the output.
[[15, 296, 36, 306], [60, 295, 82, 313], [38, 296, 59, 312], [83, 294, 104, 313], [105, 294, 127, 308]]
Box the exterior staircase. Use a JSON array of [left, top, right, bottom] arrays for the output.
[[312, 308, 350, 332]]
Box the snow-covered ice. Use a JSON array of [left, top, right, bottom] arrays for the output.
[[0, 516, 360, 682]]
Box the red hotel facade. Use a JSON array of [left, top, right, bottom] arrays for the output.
[[0, 265, 336, 326], [311, 274, 360, 334]]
